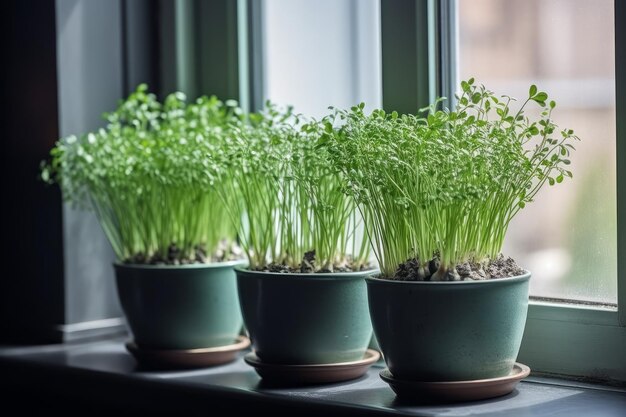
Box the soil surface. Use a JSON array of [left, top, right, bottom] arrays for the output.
[[394, 254, 524, 281], [252, 250, 375, 274], [124, 240, 244, 265]]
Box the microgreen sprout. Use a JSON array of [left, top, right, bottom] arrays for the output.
[[42, 84, 241, 264], [327, 79, 578, 280], [217, 103, 371, 272]]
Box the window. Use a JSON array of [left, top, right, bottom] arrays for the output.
[[451, 0, 624, 380], [458, 0, 617, 304]]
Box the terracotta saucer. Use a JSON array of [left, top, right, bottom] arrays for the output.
[[126, 335, 250, 370], [380, 363, 531, 402], [244, 349, 381, 385]]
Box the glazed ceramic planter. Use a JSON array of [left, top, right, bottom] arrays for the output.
[[367, 272, 530, 381], [115, 260, 245, 350], [236, 268, 375, 365]]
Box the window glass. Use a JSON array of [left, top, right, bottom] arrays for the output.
[[263, 0, 381, 117], [458, 0, 617, 303]]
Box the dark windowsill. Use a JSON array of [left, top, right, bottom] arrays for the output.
[[0, 337, 624, 416]]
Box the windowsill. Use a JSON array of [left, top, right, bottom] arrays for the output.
[[1, 337, 624, 416]]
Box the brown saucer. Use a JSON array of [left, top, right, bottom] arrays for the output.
[[244, 349, 381, 385], [126, 335, 250, 369], [380, 363, 530, 402]]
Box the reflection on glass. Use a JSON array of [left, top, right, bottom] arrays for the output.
[[458, 0, 617, 303]]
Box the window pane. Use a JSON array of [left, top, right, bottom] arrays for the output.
[[458, 0, 617, 303], [263, 0, 382, 117]]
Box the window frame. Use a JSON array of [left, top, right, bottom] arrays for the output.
[[379, 0, 625, 381], [615, 0, 626, 329]]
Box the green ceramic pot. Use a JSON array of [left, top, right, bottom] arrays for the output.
[[367, 272, 530, 381], [236, 268, 375, 365], [115, 260, 246, 350]]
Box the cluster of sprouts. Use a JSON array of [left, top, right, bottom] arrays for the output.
[[217, 105, 370, 272], [326, 79, 578, 280], [43, 80, 576, 277], [43, 85, 240, 264]]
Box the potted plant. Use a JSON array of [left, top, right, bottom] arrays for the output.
[[217, 104, 379, 384], [42, 85, 249, 368], [326, 79, 578, 400]]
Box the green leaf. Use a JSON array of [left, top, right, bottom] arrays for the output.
[[529, 85, 537, 97]]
